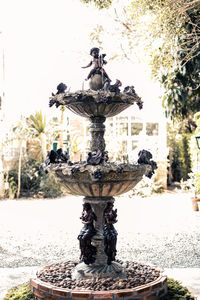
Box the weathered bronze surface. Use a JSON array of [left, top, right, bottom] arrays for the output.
[[78, 203, 97, 265], [47, 49, 154, 280], [49, 89, 143, 118], [47, 162, 150, 197]]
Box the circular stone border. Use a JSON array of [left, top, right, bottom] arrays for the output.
[[30, 275, 167, 300]]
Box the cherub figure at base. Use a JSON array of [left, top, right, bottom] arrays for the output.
[[78, 203, 97, 265], [82, 47, 111, 83], [103, 202, 118, 265]]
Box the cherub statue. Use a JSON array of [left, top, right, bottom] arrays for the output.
[[82, 47, 111, 82], [103, 202, 118, 265], [78, 203, 97, 264]]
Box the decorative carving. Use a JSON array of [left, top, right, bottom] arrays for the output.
[[92, 169, 104, 180], [45, 148, 69, 165], [49, 89, 142, 118], [123, 85, 143, 109], [137, 149, 157, 178], [52, 82, 67, 96], [49, 99, 60, 108], [103, 202, 118, 265], [71, 167, 80, 174], [87, 150, 109, 165], [87, 150, 104, 165], [103, 79, 122, 94], [89, 116, 106, 152], [78, 203, 97, 265], [123, 85, 136, 95], [116, 166, 123, 174]]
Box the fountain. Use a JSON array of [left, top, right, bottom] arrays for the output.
[[30, 48, 167, 300]]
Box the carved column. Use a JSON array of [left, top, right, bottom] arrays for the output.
[[86, 197, 113, 266], [89, 116, 106, 152]]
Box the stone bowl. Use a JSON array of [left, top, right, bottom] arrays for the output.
[[49, 90, 143, 118], [46, 162, 150, 197]]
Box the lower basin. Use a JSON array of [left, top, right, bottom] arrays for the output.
[[47, 162, 150, 197]]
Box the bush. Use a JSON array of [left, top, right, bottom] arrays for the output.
[[3, 283, 34, 300], [39, 172, 64, 198], [167, 122, 192, 183], [5, 157, 63, 198], [161, 278, 195, 300], [128, 176, 164, 198]]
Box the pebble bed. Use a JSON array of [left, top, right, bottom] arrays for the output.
[[37, 260, 160, 291]]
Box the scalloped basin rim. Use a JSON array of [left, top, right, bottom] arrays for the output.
[[47, 162, 151, 197], [50, 90, 143, 118]]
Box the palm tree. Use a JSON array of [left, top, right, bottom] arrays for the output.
[[28, 111, 47, 161]]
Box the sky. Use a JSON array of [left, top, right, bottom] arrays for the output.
[[0, 0, 163, 125]]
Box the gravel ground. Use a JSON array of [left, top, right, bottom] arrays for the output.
[[0, 190, 200, 298]]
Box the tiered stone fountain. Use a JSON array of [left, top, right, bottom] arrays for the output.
[[30, 49, 167, 300]]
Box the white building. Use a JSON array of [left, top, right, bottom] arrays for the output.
[[75, 101, 168, 188]]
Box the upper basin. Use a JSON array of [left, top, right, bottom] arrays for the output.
[[47, 162, 150, 197], [49, 90, 143, 118]]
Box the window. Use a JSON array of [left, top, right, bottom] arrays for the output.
[[146, 123, 159, 136], [131, 123, 143, 135], [117, 123, 128, 136]]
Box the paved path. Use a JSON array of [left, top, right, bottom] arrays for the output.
[[0, 191, 200, 299]]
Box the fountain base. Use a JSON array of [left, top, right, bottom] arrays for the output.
[[30, 260, 168, 300], [71, 261, 126, 280]]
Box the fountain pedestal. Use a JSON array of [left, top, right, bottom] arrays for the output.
[[72, 196, 126, 280]]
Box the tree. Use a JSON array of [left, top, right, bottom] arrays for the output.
[[12, 117, 31, 198], [27, 111, 47, 161], [81, 0, 112, 9], [82, 0, 200, 121]]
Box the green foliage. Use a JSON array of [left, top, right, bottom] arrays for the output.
[[81, 0, 112, 9], [27, 110, 46, 136], [39, 172, 64, 198], [7, 157, 41, 198], [4, 174, 18, 199], [3, 282, 34, 300], [167, 122, 192, 182], [6, 157, 63, 198], [82, 0, 200, 121], [179, 134, 192, 180], [162, 10, 200, 121], [161, 278, 195, 300], [129, 176, 164, 198]]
